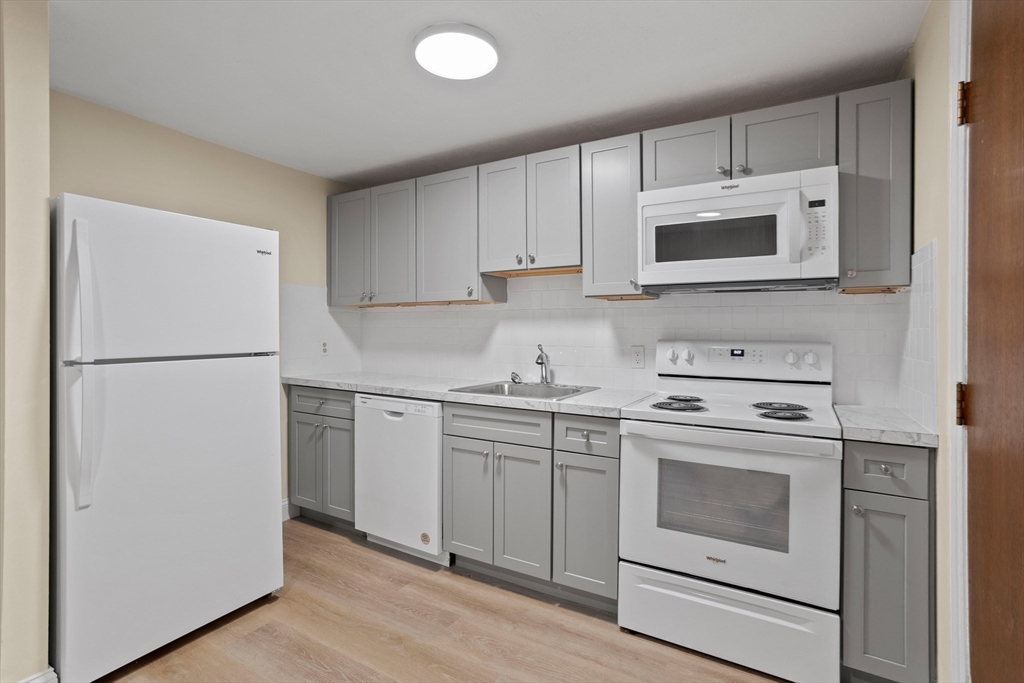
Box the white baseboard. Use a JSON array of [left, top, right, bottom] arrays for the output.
[[20, 667, 58, 683], [281, 498, 299, 521]]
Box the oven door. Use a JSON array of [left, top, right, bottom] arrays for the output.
[[638, 187, 803, 286], [619, 420, 841, 609]]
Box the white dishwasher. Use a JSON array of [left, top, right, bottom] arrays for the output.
[[354, 394, 448, 565]]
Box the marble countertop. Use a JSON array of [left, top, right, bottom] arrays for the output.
[[834, 405, 938, 448], [281, 371, 654, 418]]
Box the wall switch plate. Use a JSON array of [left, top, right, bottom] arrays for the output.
[[630, 345, 645, 368], [320, 341, 329, 356]]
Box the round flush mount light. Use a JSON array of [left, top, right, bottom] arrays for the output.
[[414, 23, 498, 80]]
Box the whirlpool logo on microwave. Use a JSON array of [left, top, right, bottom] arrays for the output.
[[706, 555, 727, 564], [256, 249, 272, 256]]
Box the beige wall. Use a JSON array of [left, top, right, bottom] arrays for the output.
[[899, 1, 952, 680], [0, 1, 52, 681]]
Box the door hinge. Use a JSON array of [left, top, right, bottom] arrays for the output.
[[955, 382, 967, 425], [957, 81, 970, 126]]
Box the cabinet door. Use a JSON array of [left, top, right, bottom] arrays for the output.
[[289, 412, 322, 511], [327, 190, 370, 306], [642, 117, 731, 190], [417, 166, 480, 302], [526, 145, 581, 269], [479, 156, 527, 273], [732, 96, 836, 177], [843, 489, 930, 683], [582, 134, 642, 297], [552, 451, 619, 599], [493, 443, 552, 580], [321, 416, 355, 522], [838, 80, 912, 291], [442, 435, 493, 563], [369, 180, 416, 304]]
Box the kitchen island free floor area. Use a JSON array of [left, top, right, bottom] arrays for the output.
[[101, 518, 775, 683]]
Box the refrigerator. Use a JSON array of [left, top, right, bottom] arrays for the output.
[[52, 194, 284, 682]]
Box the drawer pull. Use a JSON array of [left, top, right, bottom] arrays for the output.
[[852, 505, 864, 517], [880, 463, 893, 476], [319, 399, 325, 406], [581, 430, 590, 442]]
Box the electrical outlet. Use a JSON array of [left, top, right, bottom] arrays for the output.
[[320, 341, 329, 356], [630, 345, 645, 368]]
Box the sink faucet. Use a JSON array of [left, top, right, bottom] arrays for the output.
[[510, 372, 523, 384], [535, 344, 551, 384]]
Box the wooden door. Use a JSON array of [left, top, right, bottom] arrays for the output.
[[731, 96, 836, 178], [416, 166, 479, 302], [321, 416, 355, 522], [327, 190, 370, 306], [493, 442, 552, 580], [442, 435, 493, 562], [967, 2, 1024, 681], [478, 156, 527, 272], [289, 412, 322, 511], [641, 117, 731, 190], [526, 145, 581, 269], [369, 179, 416, 304]]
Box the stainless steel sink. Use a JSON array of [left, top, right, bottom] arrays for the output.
[[450, 381, 598, 401]]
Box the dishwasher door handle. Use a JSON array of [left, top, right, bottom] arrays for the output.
[[383, 410, 405, 420]]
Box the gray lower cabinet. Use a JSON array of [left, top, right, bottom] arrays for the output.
[[838, 79, 912, 292], [442, 435, 494, 563], [321, 415, 355, 521], [526, 145, 581, 269], [368, 180, 416, 304], [642, 116, 731, 190], [327, 189, 370, 306], [288, 388, 356, 522], [289, 411, 322, 510], [552, 450, 619, 599], [731, 96, 837, 178], [582, 133, 644, 298], [493, 443, 552, 580]]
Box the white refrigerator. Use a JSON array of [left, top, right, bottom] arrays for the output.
[[52, 194, 284, 682]]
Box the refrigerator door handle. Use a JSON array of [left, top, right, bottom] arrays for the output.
[[77, 364, 96, 509], [74, 218, 96, 363]]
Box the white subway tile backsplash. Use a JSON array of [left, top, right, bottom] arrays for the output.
[[898, 242, 938, 431]]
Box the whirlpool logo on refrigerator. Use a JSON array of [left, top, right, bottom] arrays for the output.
[[256, 249, 272, 256]]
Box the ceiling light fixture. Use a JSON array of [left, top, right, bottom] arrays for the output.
[[414, 23, 498, 80], [696, 212, 723, 218]]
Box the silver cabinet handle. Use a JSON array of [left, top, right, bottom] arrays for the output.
[[734, 164, 747, 174], [716, 166, 728, 176], [482, 450, 490, 459], [516, 254, 523, 265], [528, 253, 536, 264], [880, 464, 893, 476], [581, 430, 590, 442], [467, 285, 474, 297], [360, 292, 367, 301], [496, 452, 503, 461], [852, 505, 864, 517], [629, 278, 638, 288], [847, 269, 858, 278], [318, 399, 325, 406], [556, 461, 564, 470]]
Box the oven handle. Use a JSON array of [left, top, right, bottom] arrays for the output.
[[620, 420, 842, 459]]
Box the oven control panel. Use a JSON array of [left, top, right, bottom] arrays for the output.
[[709, 346, 766, 364], [657, 340, 833, 382]]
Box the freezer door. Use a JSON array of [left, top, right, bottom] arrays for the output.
[[52, 356, 282, 683], [55, 193, 278, 362]]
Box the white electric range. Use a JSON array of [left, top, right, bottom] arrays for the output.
[[617, 340, 843, 683]]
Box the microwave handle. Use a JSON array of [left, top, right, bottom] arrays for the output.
[[788, 189, 803, 263]]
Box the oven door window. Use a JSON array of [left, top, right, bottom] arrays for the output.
[[654, 214, 777, 263], [657, 458, 790, 553]]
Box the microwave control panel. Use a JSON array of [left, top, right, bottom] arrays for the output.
[[802, 197, 832, 259], [798, 170, 838, 279]]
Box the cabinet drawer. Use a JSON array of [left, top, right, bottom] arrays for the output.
[[554, 415, 619, 458], [843, 441, 930, 500], [290, 386, 355, 420], [444, 403, 552, 448]]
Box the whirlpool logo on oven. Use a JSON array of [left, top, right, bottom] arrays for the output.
[[706, 555, 727, 564], [256, 249, 272, 256]]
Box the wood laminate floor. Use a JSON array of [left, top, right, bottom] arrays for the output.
[[102, 518, 775, 683]]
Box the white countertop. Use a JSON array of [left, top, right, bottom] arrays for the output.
[[834, 405, 938, 448], [281, 371, 654, 418]]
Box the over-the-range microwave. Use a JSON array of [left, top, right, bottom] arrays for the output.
[[637, 166, 838, 292]]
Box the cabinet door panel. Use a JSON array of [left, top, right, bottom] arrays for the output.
[[843, 489, 930, 683], [322, 416, 355, 522], [642, 117, 731, 190], [838, 80, 912, 290], [327, 190, 370, 306], [582, 134, 642, 297], [527, 146, 581, 269], [442, 435, 493, 562], [370, 180, 416, 304], [417, 167, 479, 302], [493, 443, 552, 580], [732, 96, 836, 177], [552, 451, 619, 599], [479, 157, 527, 273], [289, 412, 322, 511]]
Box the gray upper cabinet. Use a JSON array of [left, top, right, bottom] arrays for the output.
[[289, 411, 322, 511], [527, 145, 581, 269], [368, 180, 416, 304], [493, 442, 552, 580], [417, 166, 480, 302], [731, 96, 836, 178], [552, 451, 619, 599], [327, 190, 370, 307], [442, 435, 494, 563], [478, 156, 527, 273], [582, 133, 643, 298], [642, 116, 731, 190], [321, 416, 355, 522], [838, 79, 912, 291], [843, 489, 930, 683]]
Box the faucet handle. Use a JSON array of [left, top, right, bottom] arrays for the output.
[[537, 343, 544, 353], [510, 372, 522, 384]]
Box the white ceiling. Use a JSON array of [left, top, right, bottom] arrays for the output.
[[50, 0, 927, 187]]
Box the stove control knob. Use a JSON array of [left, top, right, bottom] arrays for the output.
[[666, 348, 679, 363], [681, 348, 694, 362], [803, 351, 819, 366], [785, 351, 799, 365]]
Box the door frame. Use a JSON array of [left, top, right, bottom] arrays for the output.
[[947, 1, 971, 680]]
